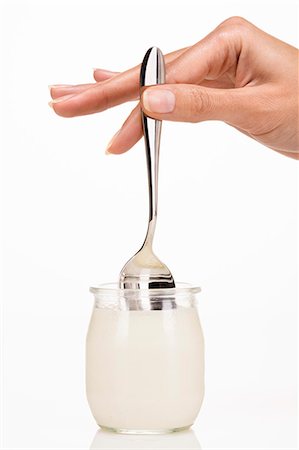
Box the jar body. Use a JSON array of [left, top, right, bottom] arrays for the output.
[[86, 284, 204, 433]]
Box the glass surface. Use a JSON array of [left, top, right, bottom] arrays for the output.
[[86, 283, 204, 434], [90, 429, 202, 449]]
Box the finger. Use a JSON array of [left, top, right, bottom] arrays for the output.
[[49, 70, 116, 100], [50, 69, 117, 99], [93, 68, 119, 82], [50, 47, 189, 117], [140, 84, 258, 130], [49, 75, 234, 104], [106, 104, 142, 155], [49, 83, 96, 99], [93, 69, 235, 89], [93, 47, 189, 82], [49, 73, 138, 117]]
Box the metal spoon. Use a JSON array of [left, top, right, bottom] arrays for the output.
[[119, 47, 175, 291]]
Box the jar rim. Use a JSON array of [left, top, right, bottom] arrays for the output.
[[89, 282, 201, 297]]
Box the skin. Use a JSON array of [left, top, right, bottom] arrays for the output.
[[49, 17, 299, 159]]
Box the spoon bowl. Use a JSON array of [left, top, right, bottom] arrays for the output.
[[119, 246, 175, 290]]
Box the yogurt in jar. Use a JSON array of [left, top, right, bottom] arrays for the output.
[[86, 303, 204, 432]]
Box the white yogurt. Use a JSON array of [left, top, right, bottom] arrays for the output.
[[86, 305, 204, 432]]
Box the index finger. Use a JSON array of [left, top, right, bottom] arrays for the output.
[[50, 47, 188, 117]]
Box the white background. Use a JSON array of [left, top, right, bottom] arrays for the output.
[[1, 0, 298, 449]]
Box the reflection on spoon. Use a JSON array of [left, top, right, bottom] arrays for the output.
[[90, 429, 202, 449]]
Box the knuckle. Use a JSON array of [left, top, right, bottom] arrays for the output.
[[219, 16, 249, 29], [94, 85, 110, 111], [188, 87, 212, 121], [166, 61, 181, 84], [213, 16, 253, 49]]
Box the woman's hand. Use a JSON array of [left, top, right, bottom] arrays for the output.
[[49, 17, 299, 159]]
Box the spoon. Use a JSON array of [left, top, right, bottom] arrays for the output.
[[119, 47, 175, 291]]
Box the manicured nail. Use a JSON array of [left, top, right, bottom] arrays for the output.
[[48, 94, 75, 108], [142, 89, 176, 113], [48, 84, 74, 90], [93, 68, 117, 75], [105, 130, 121, 154]]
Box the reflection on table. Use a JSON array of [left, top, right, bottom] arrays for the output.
[[90, 428, 202, 449]]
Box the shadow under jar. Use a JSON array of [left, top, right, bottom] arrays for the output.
[[86, 283, 204, 434]]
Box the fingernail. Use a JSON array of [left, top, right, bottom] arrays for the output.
[[105, 130, 121, 154], [48, 94, 75, 107], [93, 68, 117, 74], [48, 84, 74, 90], [142, 89, 176, 113]]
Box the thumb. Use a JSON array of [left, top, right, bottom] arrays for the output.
[[141, 84, 255, 129]]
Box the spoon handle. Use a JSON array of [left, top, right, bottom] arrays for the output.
[[140, 47, 165, 247]]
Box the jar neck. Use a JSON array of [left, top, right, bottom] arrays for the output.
[[90, 283, 200, 311]]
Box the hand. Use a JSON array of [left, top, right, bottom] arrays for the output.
[[49, 17, 299, 159]]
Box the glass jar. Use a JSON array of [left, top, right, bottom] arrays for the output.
[[86, 283, 204, 434]]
